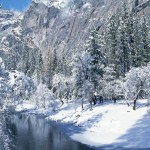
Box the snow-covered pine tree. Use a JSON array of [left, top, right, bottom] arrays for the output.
[[128, 12, 149, 68], [86, 29, 104, 92], [21, 45, 30, 75], [102, 65, 117, 100], [72, 52, 85, 109], [105, 13, 120, 77], [127, 12, 136, 68], [132, 15, 143, 67], [116, 2, 130, 77], [140, 14, 150, 65], [51, 48, 58, 74], [36, 50, 44, 84]]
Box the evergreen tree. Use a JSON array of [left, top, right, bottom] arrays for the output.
[[104, 2, 149, 77], [117, 2, 130, 76], [51, 48, 57, 73], [127, 13, 136, 67], [105, 13, 120, 77], [132, 15, 143, 67], [102, 65, 117, 99], [86, 29, 105, 91], [140, 14, 150, 65], [36, 51, 44, 84], [21, 45, 30, 75], [72, 52, 85, 109], [72, 52, 84, 99]]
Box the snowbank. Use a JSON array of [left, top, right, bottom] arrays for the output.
[[15, 99, 150, 149], [15, 101, 36, 112]]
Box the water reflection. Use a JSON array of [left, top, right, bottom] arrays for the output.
[[7, 114, 94, 150]]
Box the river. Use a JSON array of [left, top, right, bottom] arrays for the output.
[[0, 113, 94, 150]]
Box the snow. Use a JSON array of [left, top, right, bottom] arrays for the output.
[[8, 70, 23, 85], [33, 0, 49, 6], [33, 0, 71, 9], [70, 104, 148, 148], [0, 68, 36, 111], [15, 101, 35, 112], [15, 99, 150, 149], [82, 3, 92, 9], [1, 66, 149, 149]]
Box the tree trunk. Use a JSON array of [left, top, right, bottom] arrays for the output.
[[43, 98, 46, 109], [99, 96, 103, 104], [114, 99, 117, 104], [125, 100, 130, 107], [90, 101, 93, 111], [60, 99, 64, 106], [112, 96, 117, 104], [81, 99, 84, 110], [133, 99, 137, 110], [93, 95, 97, 105], [133, 89, 141, 110]]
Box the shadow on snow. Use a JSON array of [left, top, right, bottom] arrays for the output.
[[96, 113, 150, 150]]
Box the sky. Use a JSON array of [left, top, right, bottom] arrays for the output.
[[0, 0, 32, 11]]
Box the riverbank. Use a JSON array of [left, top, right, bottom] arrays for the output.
[[15, 100, 150, 149]]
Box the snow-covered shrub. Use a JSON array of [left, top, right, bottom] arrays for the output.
[[32, 83, 57, 109], [0, 69, 36, 109], [9, 71, 36, 104], [0, 68, 13, 108], [113, 79, 123, 97], [123, 64, 150, 109], [124, 66, 150, 99], [52, 73, 73, 104], [100, 66, 119, 99], [82, 80, 93, 100]]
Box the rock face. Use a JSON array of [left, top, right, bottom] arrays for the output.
[[22, 0, 150, 59], [0, 8, 39, 75], [22, 0, 123, 59], [0, 0, 150, 74]]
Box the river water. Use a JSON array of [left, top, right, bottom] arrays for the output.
[[0, 113, 94, 150]]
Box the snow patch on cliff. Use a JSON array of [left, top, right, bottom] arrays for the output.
[[33, 0, 74, 9]]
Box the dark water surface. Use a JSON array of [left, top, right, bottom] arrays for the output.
[[6, 114, 94, 150]]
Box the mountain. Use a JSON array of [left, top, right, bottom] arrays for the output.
[[0, 0, 149, 80], [22, 0, 122, 57], [0, 8, 40, 77]]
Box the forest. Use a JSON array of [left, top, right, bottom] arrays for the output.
[[31, 2, 149, 111], [0, 2, 150, 111]]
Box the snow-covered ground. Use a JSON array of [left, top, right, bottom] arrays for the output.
[[16, 99, 150, 149], [2, 66, 150, 149]]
